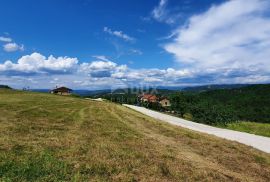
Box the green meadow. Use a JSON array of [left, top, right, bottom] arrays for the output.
[[0, 89, 270, 181]]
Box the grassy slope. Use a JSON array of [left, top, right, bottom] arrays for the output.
[[0, 89, 270, 181], [225, 122, 270, 137]]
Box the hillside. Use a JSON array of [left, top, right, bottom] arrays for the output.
[[169, 84, 270, 125], [182, 84, 251, 92], [0, 90, 270, 181]]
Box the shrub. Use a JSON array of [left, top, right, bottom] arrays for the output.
[[183, 113, 193, 120]]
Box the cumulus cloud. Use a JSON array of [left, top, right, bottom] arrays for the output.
[[0, 52, 78, 74], [80, 60, 127, 78], [1, 49, 270, 90], [164, 0, 270, 73], [0, 52, 196, 88], [3, 42, 24, 52], [0, 36, 12, 42], [104, 27, 135, 42]]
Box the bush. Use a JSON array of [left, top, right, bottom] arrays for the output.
[[183, 113, 193, 120]]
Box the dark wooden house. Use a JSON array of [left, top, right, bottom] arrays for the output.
[[50, 87, 72, 95]]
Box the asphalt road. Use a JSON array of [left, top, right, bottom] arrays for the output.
[[123, 104, 270, 153]]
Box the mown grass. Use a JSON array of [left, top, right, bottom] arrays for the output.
[[224, 121, 270, 137], [0, 150, 72, 182], [0, 89, 270, 181]]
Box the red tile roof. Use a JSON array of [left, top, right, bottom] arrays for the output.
[[141, 94, 157, 102]]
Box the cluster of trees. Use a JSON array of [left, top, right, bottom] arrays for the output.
[[170, 85, 270, 125], [97, 93, 138, 105], [89, 85, 270, 126], [0, 85, 12, 89]]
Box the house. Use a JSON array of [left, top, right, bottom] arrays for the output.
[[139, 94, 158, 103], [138, 94, 171, 108], [159, 97, 171, 107], [50, 87, 72, 95]]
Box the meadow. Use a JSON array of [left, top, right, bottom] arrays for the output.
[[225, 121, 270, 137], [0, 89, 270, 181]]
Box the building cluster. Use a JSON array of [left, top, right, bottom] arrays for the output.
[[137, 94, 171, 107]]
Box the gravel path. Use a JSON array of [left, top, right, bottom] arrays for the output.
[[123, 104, 270, 153]]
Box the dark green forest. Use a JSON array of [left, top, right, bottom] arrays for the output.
[[170, 84, 270, 125]]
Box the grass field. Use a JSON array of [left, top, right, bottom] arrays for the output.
[[0, 89, 270, 181], [225, 121, 270, 137]]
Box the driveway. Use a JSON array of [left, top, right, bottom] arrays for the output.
[[123, 104, 270, 153]]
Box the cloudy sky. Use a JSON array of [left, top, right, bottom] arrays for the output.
[[0, 0, 270, 89]]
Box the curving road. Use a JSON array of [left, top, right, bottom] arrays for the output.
[[123, 104, 270, 153]]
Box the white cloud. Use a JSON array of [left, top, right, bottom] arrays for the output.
[[80, 60, 127, 78], [130, 49, 143, 55], [152, 0, 168, 21], [88, 61, 117, 70], [1, 50, 270, 90], [0, 52, 78, 74], [151, 0, 181, 24], [0, 36, 12, 42], [164, 0, 270, 72], [103, 27, 135, 42], [3, 42, 24, 52], [92, 55, 110, 62]]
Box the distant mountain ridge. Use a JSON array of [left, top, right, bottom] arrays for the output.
[[181, 84, 252, 92], [29, 84, 269, 96]]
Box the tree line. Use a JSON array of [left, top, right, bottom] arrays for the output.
[[169, 84, 270, 125]]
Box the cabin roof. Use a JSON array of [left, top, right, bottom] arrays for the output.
[[51, 87, 72, 92]]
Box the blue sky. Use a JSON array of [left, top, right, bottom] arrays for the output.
[[0, 0, 270, 89]]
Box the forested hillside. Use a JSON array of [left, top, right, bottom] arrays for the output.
[[170, 84, 270, 125]]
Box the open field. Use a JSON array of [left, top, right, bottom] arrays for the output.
[[225, 122, 270, 137], [123, 104, 270, 153], [0, 89, 270, 181]]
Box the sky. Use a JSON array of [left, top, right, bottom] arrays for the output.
[[0, 0, 270, 90]]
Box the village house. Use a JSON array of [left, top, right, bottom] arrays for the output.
[[159, 97, 171, 107], [139, 94, 158, 103], [50, 87, 72, 95], [138, 94, 171, 108]]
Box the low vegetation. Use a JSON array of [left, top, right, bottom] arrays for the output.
[[224, 121, 270, 137], [0, 89, 270, 181]]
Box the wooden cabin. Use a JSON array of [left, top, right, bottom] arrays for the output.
[[50, 87, 72, 95]]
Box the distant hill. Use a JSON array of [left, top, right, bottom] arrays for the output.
[[30, 84, 269, 97], [182, 84, 252, 92], [111, 88, 177, 95], [88, 88, 178, 99], [0, 85, 12, 89]]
